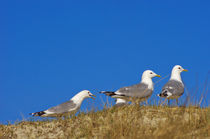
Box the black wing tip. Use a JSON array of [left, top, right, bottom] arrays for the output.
[[99, 91, 115, 95], [99, 91, 116, 96], [29, 113, 36, 116], [98, 91, 106, 94], [29, 111, 46, 116], [157, 93, 166, 97], [158, 92, 169, 97]]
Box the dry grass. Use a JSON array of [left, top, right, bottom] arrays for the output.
[[1, 105, 210, 139]]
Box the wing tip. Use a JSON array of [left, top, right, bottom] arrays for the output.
[[99, 91, 116, 96], [98, 91, 106, 94], [29, 113, 34, 116], [29, 111, 46, 116]]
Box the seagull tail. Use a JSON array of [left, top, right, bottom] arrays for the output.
[[99, 91, 116, 96], [157, 93, 161, 97], [29, 111, 46, 116], [157, 90, 170, 97]]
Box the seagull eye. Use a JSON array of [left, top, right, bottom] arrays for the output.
[[178, 67, 181, 69], [150, 72, 153, 74]]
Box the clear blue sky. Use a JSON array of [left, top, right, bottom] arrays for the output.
[[0, 1, 210, 123]]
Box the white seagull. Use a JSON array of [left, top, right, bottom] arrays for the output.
[[157, 65, 187, 105], [100, 70, 161, 104], [30, 90, 95, 117]]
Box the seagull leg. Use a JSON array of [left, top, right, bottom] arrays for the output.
[[160, 98, 167, 106], [176, 99, 179, 106], [168, 99, 170, 106], [63, 115, 68, 120], [131, 99, 139, 106], [145, 100, 149, 105], [56, 115, 63, 121]]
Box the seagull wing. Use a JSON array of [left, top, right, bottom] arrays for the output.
[[47, 100, 77, 114], [116, 83, 153, 98], [161, 80, 184, 97]]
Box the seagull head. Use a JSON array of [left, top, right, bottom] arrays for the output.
[[142, 70, 161, 79], [81, 90, 96, 100], [172, 65, 188, 73]]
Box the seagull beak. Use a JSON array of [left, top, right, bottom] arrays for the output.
[[90, 94, 96, 100], [156, 74, 161, 77], [183, 69, 188, 72]]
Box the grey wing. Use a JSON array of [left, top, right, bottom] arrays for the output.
[[161, 80, 184, 97], [117, 83, 152, 98], [47, 100, 77, 114]]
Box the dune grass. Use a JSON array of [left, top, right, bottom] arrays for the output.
[[1, 76, 209, 138], [1, 105, 210, 139]]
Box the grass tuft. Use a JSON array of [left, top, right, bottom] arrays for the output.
[[1, 105, 210, 138]]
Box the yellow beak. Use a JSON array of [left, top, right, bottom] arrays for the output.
[[90, 95, 96, 100], [183, 69, 188, 72], [156, 74, 161, 77]]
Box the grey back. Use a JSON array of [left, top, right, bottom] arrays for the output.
[[47, 100, 77, 114], [117, 83, 153, 99], [161, 80, 184, 97]]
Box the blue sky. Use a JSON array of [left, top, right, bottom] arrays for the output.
[[0, 1, 210, 123]]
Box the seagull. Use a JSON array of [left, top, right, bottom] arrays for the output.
[[30, 90, 96, 117], [157, 65, 187, 105], [100, 70, 161, 104]]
